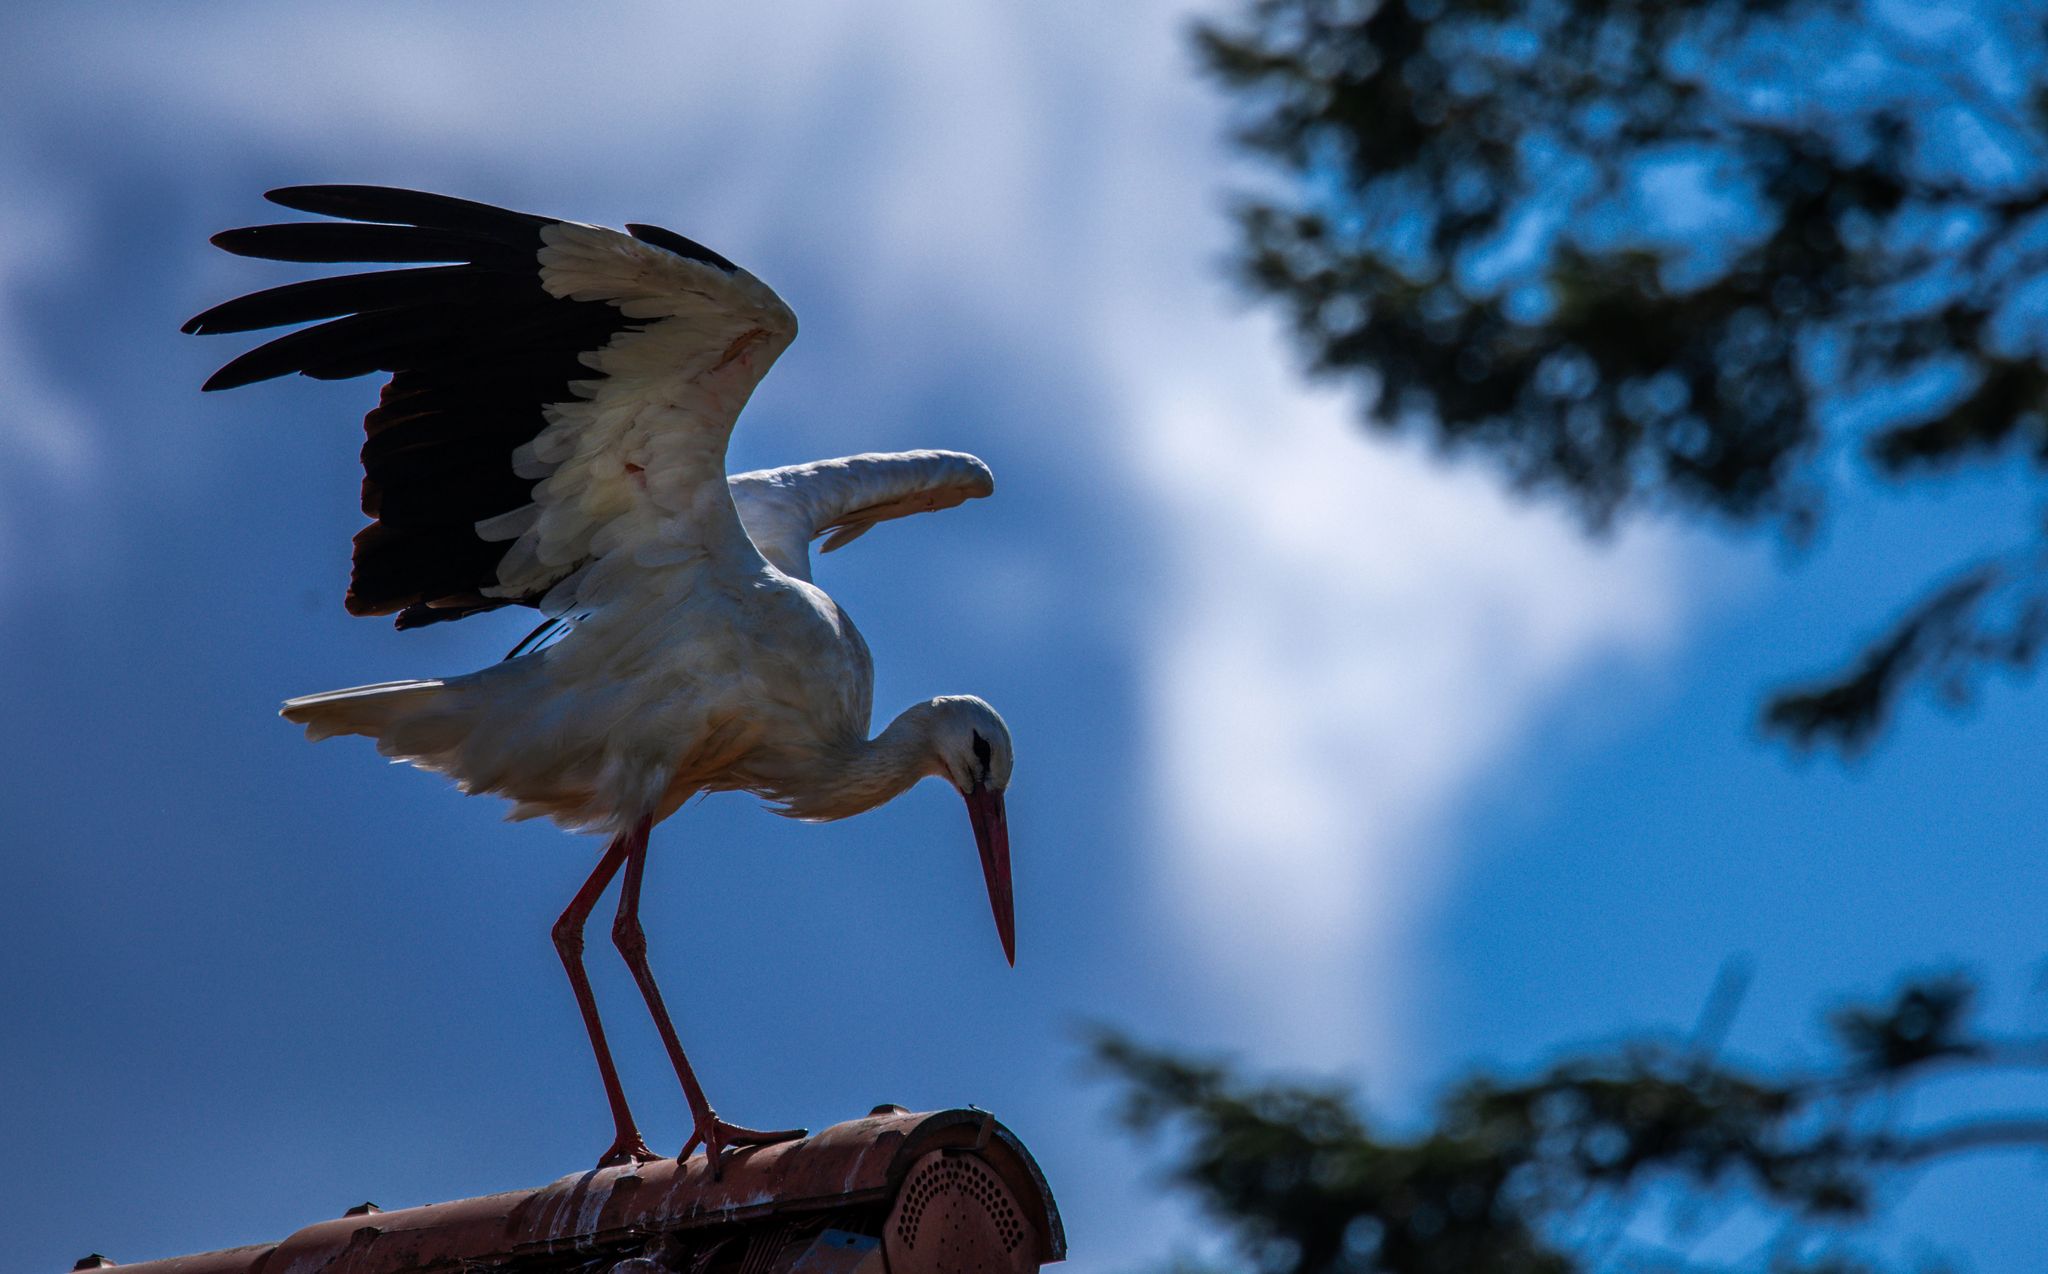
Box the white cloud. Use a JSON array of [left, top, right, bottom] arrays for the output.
[[1120, 323, 1682, 1074], [1022, 3, 1693, 1079], [0, 161, 97, 594]]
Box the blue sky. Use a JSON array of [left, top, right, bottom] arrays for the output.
[[2, 3, 2045, 1270]]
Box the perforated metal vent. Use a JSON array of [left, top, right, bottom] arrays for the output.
[[884, 1150, 1037, 1274]]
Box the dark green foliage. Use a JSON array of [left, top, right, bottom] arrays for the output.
[[1828, 977, 1972, 1073], [1194, 0, 2048, 750], [1764, 561, 2048, 751], [1095, 972, 2048, 1273]]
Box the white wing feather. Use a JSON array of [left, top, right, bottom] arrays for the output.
[[478, 221, 799, 611], [728, 450, 996, 582]]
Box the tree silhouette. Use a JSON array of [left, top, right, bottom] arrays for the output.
[[1096, 968, 2048, 1272], [1194, 0, 2048, 750]]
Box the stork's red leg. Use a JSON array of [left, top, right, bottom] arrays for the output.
[[553, 833, 655, 1167], [610, 815, 806, 1177]]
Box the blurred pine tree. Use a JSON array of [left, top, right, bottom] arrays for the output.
[[1195, 0, 2048, 750], [1097, 969, 2048, 1272]]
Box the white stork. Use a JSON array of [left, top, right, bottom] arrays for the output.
[[185, 186, 1016, 1172]]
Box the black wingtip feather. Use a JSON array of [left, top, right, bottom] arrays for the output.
[[211, 222, 523, 265], [182, 265, 507, 336], [267, 185, 555, 237], [201, 355, 286, 392], [199, 304, 483, 390], [626, 223, 739, 274]]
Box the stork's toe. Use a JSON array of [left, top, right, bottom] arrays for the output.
[[682, 1116, 807, 1177], [597, 1131, 659, 1168]]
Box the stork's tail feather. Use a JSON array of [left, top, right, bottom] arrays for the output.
[[281, 679, 449, 743], [279, 671, 610, 828]]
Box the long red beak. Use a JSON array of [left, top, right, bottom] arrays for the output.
[[965, 786, 1014, 966]]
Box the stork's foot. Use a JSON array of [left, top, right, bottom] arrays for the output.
[[681, 1115, 806, 1178], [596, 1130, 659, 1168]]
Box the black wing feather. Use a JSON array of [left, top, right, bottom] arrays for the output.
[[182, 265, 508, 335], [185, 184, 738, 627], [202, 305, 472, 391], [626, 223, 739, 274], [209, 222, 526, 265], [266, 184, 555, 236]]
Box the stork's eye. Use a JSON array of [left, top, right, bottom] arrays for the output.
[[971, 731, 992, 768]]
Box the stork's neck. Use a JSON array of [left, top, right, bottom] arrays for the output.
[[790, 702, 944, 822]]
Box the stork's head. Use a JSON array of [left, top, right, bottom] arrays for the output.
[[926, 695, 1015, 966]]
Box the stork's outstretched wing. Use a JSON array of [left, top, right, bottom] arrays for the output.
[[185, 185, 797, 627], [728, 451, 996, 583]]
